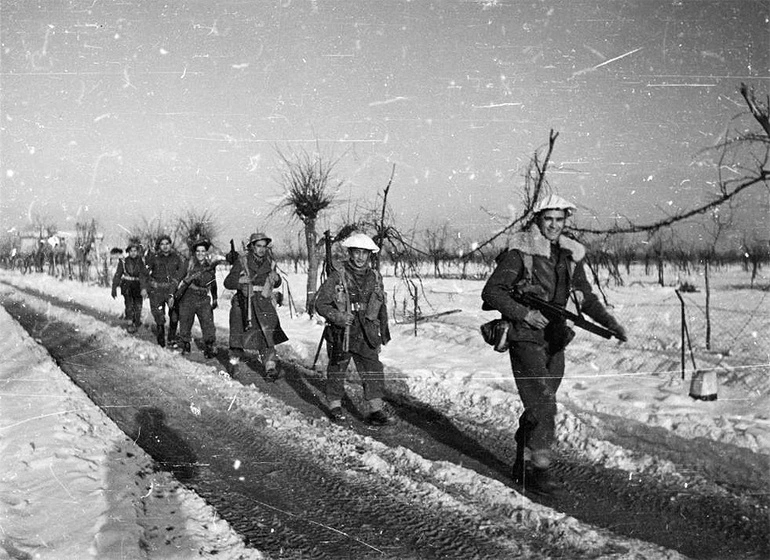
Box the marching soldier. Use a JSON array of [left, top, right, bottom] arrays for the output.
[[174, 238, 218, 358], [223, 232, 288, 381], [481, 194, 627, 494], [111, 242, 147, 333], [314, 233, 394, 426], [142, 235, 185, 348]]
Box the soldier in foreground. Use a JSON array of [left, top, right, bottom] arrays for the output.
[[142, 235, 185, 348], [223, 232, 288, 381], [173, 238, 219, 358], [314, 233, 393, 426], [481, 195, 627, 495], [111, 242, 146, 333]]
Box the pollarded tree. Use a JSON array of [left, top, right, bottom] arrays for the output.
[[176, 209, 220, 259], [273, 146, 341, 315]]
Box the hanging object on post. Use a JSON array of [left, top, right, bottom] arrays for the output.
[[689, 369, 718, 401]]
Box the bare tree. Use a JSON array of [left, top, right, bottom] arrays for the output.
[[467, 129, 560, 259], [699, 205, 734, 349], [176, 209, 220, 258], [575, 83, 769, 239], [741, 231, 770, 288], [273, 146, 341, 314], [423, 223, 453, 278], [132, 215, 178, 255]]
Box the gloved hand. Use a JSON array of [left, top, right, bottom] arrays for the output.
[[523, 309, 548, 329], [111, 288, 117, 299], [267, 271, 280, 286], [607, 319, 627, 342], [334, 312, 355, 327], [613, 325, 627, 342], [167, 295, 175, 308]]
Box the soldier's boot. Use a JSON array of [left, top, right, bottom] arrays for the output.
[[527, 466, 559, 496], [181, 341, 191, 355], [227, 348, 244, 376], [167, 321, 179, 349], [203, 341, 217, 359], [156, 325, 166, 347], [263, 349, 279, 382], [366, 398, 395, 426]]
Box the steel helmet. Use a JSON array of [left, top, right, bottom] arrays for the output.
[[341, 232, 379, 253], [533, 194, 577, 216], [248, 232, 272, 246]]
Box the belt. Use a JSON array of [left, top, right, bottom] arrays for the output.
[[189, 284, 209, 293], [150, 280, 174, 288], [122, 275, 139, 281]]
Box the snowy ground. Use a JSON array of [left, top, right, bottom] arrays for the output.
[[1, 264, 768, 559]]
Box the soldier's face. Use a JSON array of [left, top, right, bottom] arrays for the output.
[[538, 210, 566, 242], [350, 248, 371, 268], [195, 246, 207, 262], [128, 247, 139, 258], [251, 241, 268, 258], [159, 240, 171, 254]]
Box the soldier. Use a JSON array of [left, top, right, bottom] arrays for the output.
[[223, 232, 288, 381], [142, 235, 185, 348], [111, 242, 147, 333], [481, 194, 627, 495], [314, 233, 393, 426], [174, 239, 218, 358]]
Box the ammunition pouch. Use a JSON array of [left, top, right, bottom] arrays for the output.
[[480, 318, 512, 352], [545, 320, 575, 353]]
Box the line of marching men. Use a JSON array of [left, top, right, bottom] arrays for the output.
[[111, 231, 394, 427], [112, 198, 628, 494]]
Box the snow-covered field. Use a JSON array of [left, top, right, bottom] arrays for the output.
[[1, 263, 768, 559]]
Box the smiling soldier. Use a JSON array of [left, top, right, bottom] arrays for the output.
[[482, 194, 627, 495]]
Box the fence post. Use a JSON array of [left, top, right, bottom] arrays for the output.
[[675, 289, 686, 380]]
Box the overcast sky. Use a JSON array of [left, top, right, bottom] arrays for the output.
[[1, 0, 768, 249]]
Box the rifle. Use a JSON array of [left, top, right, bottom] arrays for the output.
[[228, 240, 251, 332], [226, 238, 239, 265], [312, 230, 335, 369], [513, 290, 617, 340], [170, 259, 226, 305]]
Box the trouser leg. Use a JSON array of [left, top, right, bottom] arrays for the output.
[[351, 351, 386, 402], [326, 355, 352, 403], [167, 305, 179, 344], [229, 303, 245, 349], [122, 294, 131, 320], [198, 300, 216, 344], [510, 341, 565, 457], [133, 296, 143, 325], [177, 300, 195, 343]]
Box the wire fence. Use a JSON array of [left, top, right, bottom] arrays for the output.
[[568, 283, 770, 394]]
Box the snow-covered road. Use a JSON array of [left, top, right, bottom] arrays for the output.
[[1, 269, 768, 559]]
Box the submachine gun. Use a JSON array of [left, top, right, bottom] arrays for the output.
[[481, 290, 618, 353], [169, 258, 226, 307], [513, 291, 616, 340]]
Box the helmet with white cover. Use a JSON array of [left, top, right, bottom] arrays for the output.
[[341, 232, 379, 253], [533, 194, 577, 216]]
